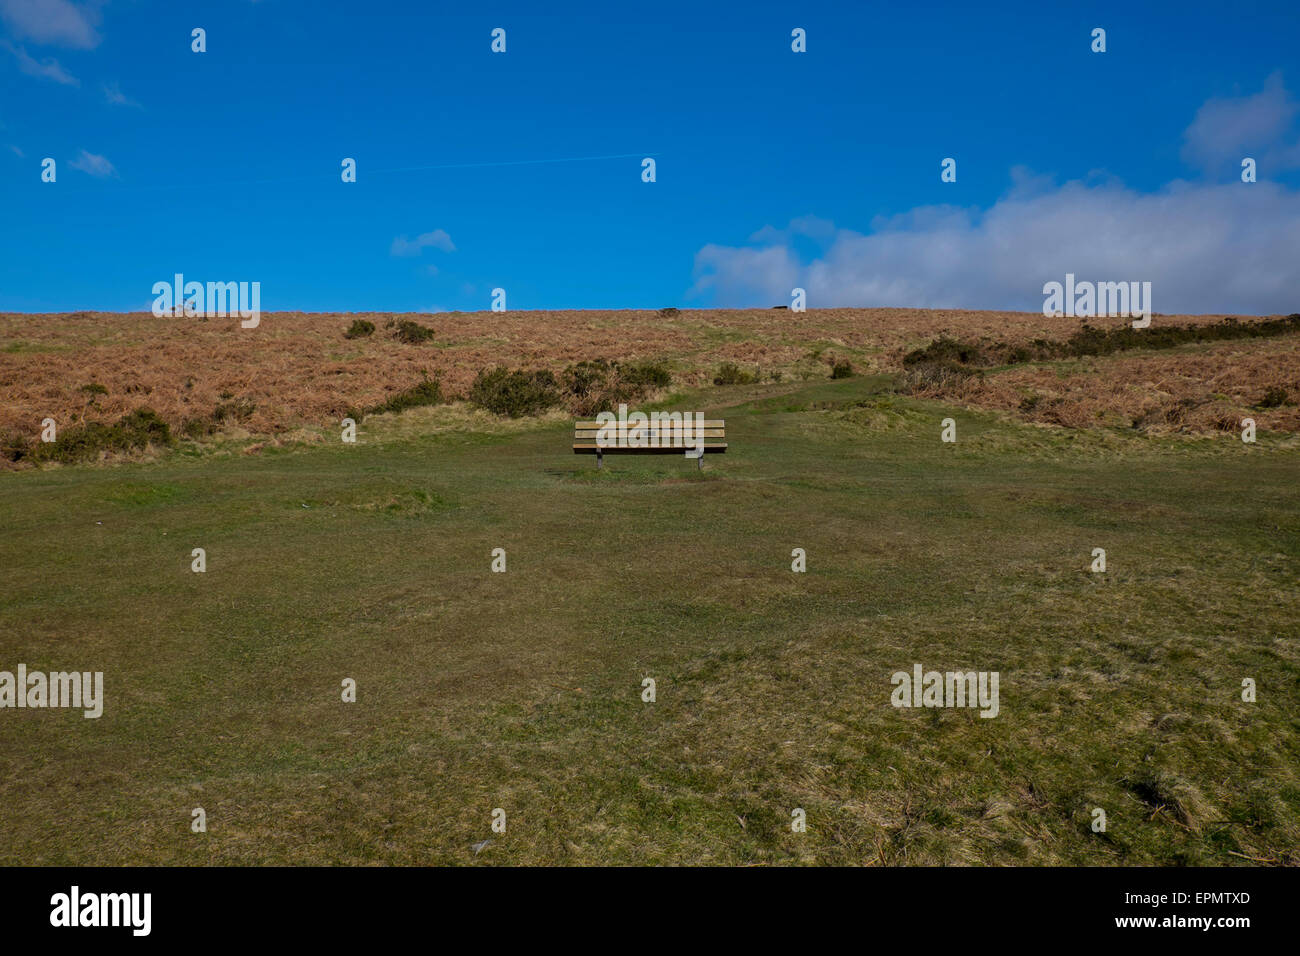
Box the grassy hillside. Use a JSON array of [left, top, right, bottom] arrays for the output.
[[1, 375, 1296, 865], [4, 310, 1298, 455]]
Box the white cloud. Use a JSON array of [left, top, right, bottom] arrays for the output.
[[8, 144, 23, 157], [691, 79, 1300, 316], [68, 148, 115, 177], [390, 229, 456, 257], [0, 0, 101, 49], [692, 243, 801, 306], [692, 181, 1300, 315], [101, 80, 141, 108], [2, 39, 78, 84], [1182, 72, 1300, 176]]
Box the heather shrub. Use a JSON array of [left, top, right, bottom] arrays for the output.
[[469, 367, 561, 417]]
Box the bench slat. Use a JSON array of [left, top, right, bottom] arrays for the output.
[[574, 430, 726, 439], [574, 420, 725, 429], [574, 444, 727, 454], [574, 443, 726, 450]]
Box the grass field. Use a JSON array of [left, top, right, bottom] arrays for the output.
[[1, 372, 1296, 865]]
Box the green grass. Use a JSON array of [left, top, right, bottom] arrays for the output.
[[0, 340, 73, 354], [0, 376, 1296, 865]]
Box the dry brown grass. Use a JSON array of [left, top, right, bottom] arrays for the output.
[[2, 309, 1295, 456], [909, 336, 1300, 434]]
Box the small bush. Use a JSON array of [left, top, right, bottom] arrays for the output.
[[562, 359, 611, 399], [831, 361, 854, 379], [903, 336, 991, 369], [714, 362, 759, 386], [30, 408, 173, 464], [1259, 386, 1289, 408], [1, 430, 32, 463], [468, 367, 560, 417], [80, 383, 108, 399], [366, 375, 447, 417], [576, 381, 639, 417], [902, 362, 981, 392], [658, 307, 680, 317], [213, 399, 257, 424], [391, 319, 435, 344], [558, 359, 672, 415], [620, 361, 672, 390], [182, 398, 257, 438], [344, 319, 376, 339], [899, 336, 991, 392]]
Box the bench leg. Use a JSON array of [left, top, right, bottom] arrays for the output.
[[697, 454, 703, 472], [597, 449, 603, 470]]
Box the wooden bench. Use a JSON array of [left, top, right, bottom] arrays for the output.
[[574, 417, 727, 470]]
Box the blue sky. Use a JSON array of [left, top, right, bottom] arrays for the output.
[[2, 0, 1299, 313]]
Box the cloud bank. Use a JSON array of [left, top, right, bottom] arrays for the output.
[[693, 78, 1300, 316]]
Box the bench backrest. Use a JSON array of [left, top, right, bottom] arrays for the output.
[[573, 418, 727, 454]]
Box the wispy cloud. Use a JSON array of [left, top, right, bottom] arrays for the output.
[[0, 0, 102, 49], [69, 148, 116, 177], [691, 78, 1300, 316], [748, 215, 836, 245], [101, 80, 141, 109], [2, 39, 78, 85], [8, 144, 24, 157], [390, 229, 456, 257]]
